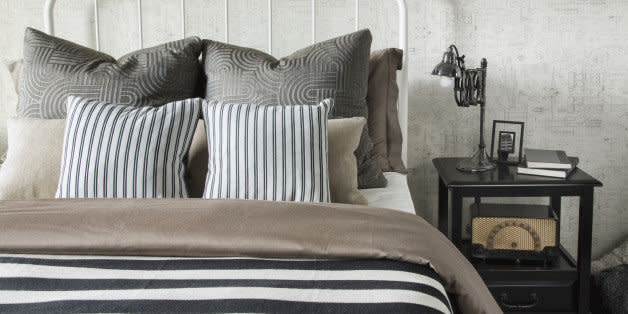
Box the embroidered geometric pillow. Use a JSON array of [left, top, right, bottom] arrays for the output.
[[56, 96, 201, 198], [18, 27, 202, 119], [202, 100, 331, 203]]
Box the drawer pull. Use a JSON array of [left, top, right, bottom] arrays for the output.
[[500, 292, 538, 310]]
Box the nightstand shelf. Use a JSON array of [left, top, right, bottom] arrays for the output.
[[432, 157, 602, 313], [462, 242, 577, 276], [463, 241, 578, 312]]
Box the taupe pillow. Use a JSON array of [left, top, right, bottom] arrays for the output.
[[327, 117, 368, 204], [368, 48, 407, 173], [0, 118, 65, 199], [187, 123, 209, 198], [18, 28, 203, 119], [202, 29, 386, 188], [187, 118, 367, 205]]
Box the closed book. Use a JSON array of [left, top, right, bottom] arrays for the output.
[[517, 157, 579, 178], [524, 149, 572, 169]]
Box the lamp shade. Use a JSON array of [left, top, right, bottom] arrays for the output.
[[431, 49, 459, 77]]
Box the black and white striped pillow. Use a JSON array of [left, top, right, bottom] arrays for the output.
[[56, 96, 201, 198], [202, 100, 331, 202]]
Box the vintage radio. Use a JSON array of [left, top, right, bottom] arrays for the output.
[[471, 203, 560, 264]]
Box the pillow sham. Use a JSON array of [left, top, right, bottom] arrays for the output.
[[327, 117, 368, 205], [368, 48, 407, 173], [201, 100, 331, 203], [0, 118, 65, 199], [202, 29, 387, 189], [186, 123, 210, 197], [186, 117, 367, 205], [56, 96, 201, 198], [18, 28, 202, 119], [0, 60, 21, 157]]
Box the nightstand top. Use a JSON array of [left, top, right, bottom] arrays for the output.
[[433, 157, 602, 188]]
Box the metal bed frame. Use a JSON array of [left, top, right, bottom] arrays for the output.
[[42, 0, 410, 165]]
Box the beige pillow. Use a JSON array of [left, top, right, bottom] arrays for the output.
[[187, 122, 209, 198], [187, 117, 367, 205], [327, 117, 368, 204], [0, 118, 65, 199], [0, 60, 21, 156]]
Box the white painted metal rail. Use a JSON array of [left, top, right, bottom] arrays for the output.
[[43, 0, 409, 164]]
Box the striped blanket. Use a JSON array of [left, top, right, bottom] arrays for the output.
[[0, 255, 452, 313]]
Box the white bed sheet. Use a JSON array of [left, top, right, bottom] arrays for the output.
[[359, 172, 415, 215]]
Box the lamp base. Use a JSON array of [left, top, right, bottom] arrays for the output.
[[456, 146, 496, 172]]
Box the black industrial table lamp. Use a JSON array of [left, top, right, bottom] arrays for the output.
[[432, 45, 495, 172]]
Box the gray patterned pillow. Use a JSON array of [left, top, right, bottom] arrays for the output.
[[18, 27, 202, 119], [202, 29, 386, 188]]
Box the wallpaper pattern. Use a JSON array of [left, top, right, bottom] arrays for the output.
[[0, 0, 626, 258]]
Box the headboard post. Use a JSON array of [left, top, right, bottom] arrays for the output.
[[43, 0, 56, 35], [396, 0, 409, 166]]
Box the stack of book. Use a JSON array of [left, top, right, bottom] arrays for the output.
[[517, 149, 579, 178]]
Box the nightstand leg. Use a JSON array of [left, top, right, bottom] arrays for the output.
[[551, 193, 561, 218], [451, 188, 463, 247], [577, 187, 594, 314], [438, 178, 448, 236]]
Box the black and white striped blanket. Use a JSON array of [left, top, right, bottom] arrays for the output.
[[0, 255, 452, 313]]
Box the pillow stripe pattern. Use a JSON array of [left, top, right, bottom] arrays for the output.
[[56, 96, 201, 198], [202, 100, 331, 202]]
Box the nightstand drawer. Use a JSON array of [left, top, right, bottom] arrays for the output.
[[487, 281, 576, 312]]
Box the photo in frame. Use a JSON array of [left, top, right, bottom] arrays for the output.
[[490, 120, 524, 165]]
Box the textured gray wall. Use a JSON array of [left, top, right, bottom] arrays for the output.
[[0, 0, 626, 258]]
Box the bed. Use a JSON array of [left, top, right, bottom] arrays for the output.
[[361, 172, 415, 214], [0, 1, 500, 313]]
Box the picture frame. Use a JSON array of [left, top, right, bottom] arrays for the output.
[[490, 120, 524, 165]]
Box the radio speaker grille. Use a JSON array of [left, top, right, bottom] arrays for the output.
[[472, 217, 557, 252]]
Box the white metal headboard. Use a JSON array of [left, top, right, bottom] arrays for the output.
[[43, 0, 409, 165]]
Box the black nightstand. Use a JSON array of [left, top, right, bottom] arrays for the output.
[[433, 157, 602, 313]]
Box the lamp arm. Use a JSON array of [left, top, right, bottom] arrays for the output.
[[449, 45, 467, 106], [478, 58, 487, 149], [454, 75, 467, 106]]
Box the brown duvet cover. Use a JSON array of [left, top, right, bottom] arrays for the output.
[[0, 199, 500, 313]]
